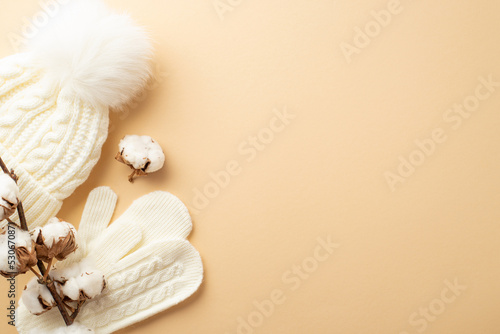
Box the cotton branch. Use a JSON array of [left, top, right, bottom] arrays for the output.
[[0, 156, 75, 325]]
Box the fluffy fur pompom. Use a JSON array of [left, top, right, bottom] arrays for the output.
[[26, 0, 153, 109]]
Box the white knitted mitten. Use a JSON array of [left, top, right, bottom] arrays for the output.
[[16, 187, 203, 333]]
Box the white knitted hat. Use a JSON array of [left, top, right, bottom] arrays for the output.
[[0, 0, 152, 227]]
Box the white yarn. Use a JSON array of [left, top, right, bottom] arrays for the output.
[[16, 188, 203, 333]]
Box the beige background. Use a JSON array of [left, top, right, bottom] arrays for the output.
[[1, 0, 500, 333]]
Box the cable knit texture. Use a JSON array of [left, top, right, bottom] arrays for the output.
[[0, 0, 152, 228], [16, 188, 204, 333], [0, 53, 108, 228]]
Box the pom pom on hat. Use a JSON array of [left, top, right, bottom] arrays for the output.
[[0, 0, 155, 228], [26, 0, 153, 109]]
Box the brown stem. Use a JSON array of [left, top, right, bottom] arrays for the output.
[[37, 260, 74, 326], [29, 267, 42, 280], [0, 157, 18, 182], [63, 301, 76, 313], [0, 156, 9, 174], [71, 300, 85, 320], [128, 170, 137, 183], [36, 260, 46, 277], [46, 280, 73, 326], [43, 258, 53, 281], [16, 202, 28, 231]]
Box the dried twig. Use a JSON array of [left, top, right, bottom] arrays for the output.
[[43, 258, 53, 281], [0, 156, 9, 175], [128, 170, 137, 183], [29, 267, 42, 280], [46, 280, 73, 326], [17, 202, 28, 231], [71, 301, 86, 320]]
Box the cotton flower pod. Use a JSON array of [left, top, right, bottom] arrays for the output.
[[32, 218, 78, 262], [115, 135, 165, 182], [0, 173, 20, 221], [21, 277, 56, 315], [0, 226, 37, 277], [51, 258, 106, 303]]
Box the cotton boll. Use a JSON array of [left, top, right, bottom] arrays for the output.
[[77, 269, 106, 299], [0, 173, 20, 220], [21, 277, 56, 315], [58, 277, 81, 301], [0, 226, 37, 277], [28, 322, 94, 333], [38, 218, 77, 248], [12, 229, 32, 248], [0, 233, 13, 275], [51, 258, 106, 302], [115, 135, 165, 182], [33, 218, 78, 261], [30, 227, 41, 244]]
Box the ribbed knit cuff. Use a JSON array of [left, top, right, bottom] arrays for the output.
[[0, 143, 61, 228]]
